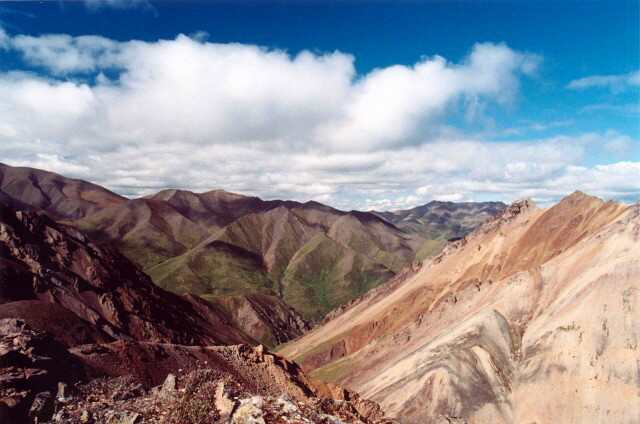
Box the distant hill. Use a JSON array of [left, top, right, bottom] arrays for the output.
[[74, 191, 422, 322], [373, 200, 506, 259]]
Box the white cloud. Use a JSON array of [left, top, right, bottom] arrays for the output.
[[84, 0, 152, 10], [580, 102, 640, 116], [0, 26, 8, 49], [11, 34, 120, 74], [568, 70, 640, 93], [9, 153, 91, 176], [0, 32, 540, 153], [602, 132, 635, 154], [0, 29, 637, 208], [317, 42, 540, 150]]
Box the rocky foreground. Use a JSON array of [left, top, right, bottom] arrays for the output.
[[0, 318, 390, 423]]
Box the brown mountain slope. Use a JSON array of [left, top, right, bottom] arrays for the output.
[[0, 202, 387, 423], [0, 164, 311, 344], [280, 192, 639, 423], [74, 198, 209, 270], [0, 201, 254, 346], [150, 203, 422, 321], [0, 162, 125, 220]]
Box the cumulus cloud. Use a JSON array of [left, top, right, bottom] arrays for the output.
[[0, 29, 637, 208], [568, 70, 640, 93], [0, 32, 541, 153], [317, 43, 540, 150]]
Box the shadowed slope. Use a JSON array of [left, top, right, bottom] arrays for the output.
[[74, 198, 208, 269], [0, 201, 255, 346]]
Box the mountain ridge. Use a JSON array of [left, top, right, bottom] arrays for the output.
[[279, 191, 638, 423]]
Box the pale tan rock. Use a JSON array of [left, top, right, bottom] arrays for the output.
[[80, 410, 91, 423], [282, 194, 640, 423], [158, 373, 176, 399], [231, 396, 266, 424], [215, 381, 238, 421]]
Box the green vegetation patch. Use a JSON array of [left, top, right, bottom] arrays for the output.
[[415, 238, 447, 261], [281, 234, 393, 322], [148, 242, 275, 297], [309, 356, 354, 383]]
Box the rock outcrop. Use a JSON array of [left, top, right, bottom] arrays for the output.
[[202, 294, 310, 347]]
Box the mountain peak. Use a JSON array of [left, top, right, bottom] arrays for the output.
[[148, 188, 195, 199], [562, 190, 602, 203], [553, 191, 607, 212]]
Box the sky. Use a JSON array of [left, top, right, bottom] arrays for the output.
[[0, 0, 638, 210]]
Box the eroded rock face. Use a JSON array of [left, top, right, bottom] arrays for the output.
[[282, 193, 640, 423], [0, 202, 254, 347], [185, 293, 310, 348]]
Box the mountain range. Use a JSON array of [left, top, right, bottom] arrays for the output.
[[0, 162, 505, 423], [0, 162, 504, 330]]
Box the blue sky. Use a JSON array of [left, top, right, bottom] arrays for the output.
[[0, 0, 638, 208]]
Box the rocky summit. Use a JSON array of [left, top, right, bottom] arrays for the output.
[[0, 319, 390, 423]]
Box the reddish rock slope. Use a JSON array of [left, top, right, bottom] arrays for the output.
[[0, 201, 253, 346]]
